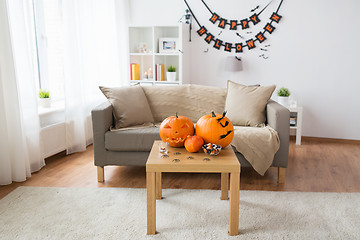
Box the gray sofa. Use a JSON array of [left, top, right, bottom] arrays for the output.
[[92, 84, 289, 183]]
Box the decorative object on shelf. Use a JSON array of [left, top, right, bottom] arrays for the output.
[[201, 0, 272, 30], [277, 87, 290, 107], [195, 111, 234, 148], [202, 143, 222, 156], [183, 0, 284, 53], [166, 65, 177, 82], [137, 42, 149, 53], [38, 89, 51, 108], [184, 135, 204, 153], [159, 38, 179, 53], [130, 63, 140, 80], [144, 68, 153, 80], [225, 56, 243, 72], [147, 68, 153, 79], [159, 112, 195, 147]]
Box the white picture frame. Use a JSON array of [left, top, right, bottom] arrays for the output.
[[159, 38, 178, 53]]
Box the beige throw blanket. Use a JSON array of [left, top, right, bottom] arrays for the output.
[[231, 125, 280, 176], [110, 123, 279, 176]]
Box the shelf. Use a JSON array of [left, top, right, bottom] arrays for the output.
[[288, 106, 303, 145], [128, 24, 189, 85], [130, 80, 180, 85], [130, 53, 153, 56], [155, 53, 179, 56]]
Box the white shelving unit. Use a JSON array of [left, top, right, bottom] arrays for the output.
[[289, 106, 303, 145], [128, 24, 189, 85]]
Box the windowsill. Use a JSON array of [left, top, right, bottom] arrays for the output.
[[38, 100, 65, 116], [38, 100, 65, 128]]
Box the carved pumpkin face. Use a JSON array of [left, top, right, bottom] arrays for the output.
[[184, 135, 204, 153], [195, 111, 234, 148], [159, 113, 194, 147]]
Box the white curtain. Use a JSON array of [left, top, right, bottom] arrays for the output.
[[0, 0, 44, 185], [61, 0, 129, 154]]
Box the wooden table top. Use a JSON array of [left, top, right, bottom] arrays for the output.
[[146, 141, 240, 173]]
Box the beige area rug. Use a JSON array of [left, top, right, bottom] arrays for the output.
[[0, 187, 359, 240]]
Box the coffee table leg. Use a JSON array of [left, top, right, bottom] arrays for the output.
[[221, 173, 229, 200], [147, 172, 156, 235], [156, 172, 162, 200], [229, 172, 240, 236]]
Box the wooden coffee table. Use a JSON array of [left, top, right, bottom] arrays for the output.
[[146, 140, 240, 236]]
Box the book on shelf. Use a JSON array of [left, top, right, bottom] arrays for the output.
[[154, 64, 165, 81], [290, 117, 296, 126], [130, 63, 140, 80]]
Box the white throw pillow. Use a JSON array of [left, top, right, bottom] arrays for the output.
[[99, 85, 154, 129], [225, 81, 275, 127]]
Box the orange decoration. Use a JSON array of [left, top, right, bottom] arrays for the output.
[[184, 135, 204, 153], [195, 111, 234, 148], [159, 113, 194, 147]]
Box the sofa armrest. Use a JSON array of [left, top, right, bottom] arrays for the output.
[[91, 101, 113, 166], [266, 100, 290, 167]]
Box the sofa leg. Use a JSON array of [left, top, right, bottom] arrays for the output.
[[278, 167, 286, 184], [97, 166, 104, 182]]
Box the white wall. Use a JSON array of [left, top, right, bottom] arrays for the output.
[[129, 0, 360, 140]]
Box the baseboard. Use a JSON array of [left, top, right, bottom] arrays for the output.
[[291, 136, 360, 144]]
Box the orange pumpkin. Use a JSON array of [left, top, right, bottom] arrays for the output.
[[195, 111, 234, 148], [184, 135, 204, 153], [159, 113, 194, 147]]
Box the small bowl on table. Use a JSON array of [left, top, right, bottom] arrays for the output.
[[202, 143, 222, 156]]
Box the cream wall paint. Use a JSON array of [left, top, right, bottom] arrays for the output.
[[130, 0, 360, 140]]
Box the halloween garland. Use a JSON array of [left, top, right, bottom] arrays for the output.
[[201, 0, 272, 30], [183, 0, 284, 53]]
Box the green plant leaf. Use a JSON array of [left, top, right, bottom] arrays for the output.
[[277, 87, 290, 97], [167, 65, 176, 72], [39, 89, 50, 98]]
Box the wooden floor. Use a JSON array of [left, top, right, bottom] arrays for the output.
[[1, 138, 360, 200]]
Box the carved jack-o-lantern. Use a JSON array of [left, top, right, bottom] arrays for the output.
[[159, 113, 194, 147], [195, 111, 234, 148]]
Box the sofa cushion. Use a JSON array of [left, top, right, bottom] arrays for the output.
[[142, 84, 227, 123], [99, 85, 154, 129], [225, 81, 276, 127], [105, 126, 161, 151]]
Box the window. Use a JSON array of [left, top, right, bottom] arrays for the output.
[[33, 0, 64, 101]]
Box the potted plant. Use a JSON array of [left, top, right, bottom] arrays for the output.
[[277, 87, 290, 107], [39, 89, 51, 108], [166, 65, 177, 82]]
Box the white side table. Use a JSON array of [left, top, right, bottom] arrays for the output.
[[288, 106, 303, 145]]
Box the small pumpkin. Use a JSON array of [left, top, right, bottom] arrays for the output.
[[159, 113, 194, 147], [184, 135, 204, 153], [195, 111, 234, 148]]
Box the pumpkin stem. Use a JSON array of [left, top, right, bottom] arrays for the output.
[[211, 111, 216, 117], [175, 112, 178, 118]]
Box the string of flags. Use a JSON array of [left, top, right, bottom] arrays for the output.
[[201, 0, 272, 30], [183, 0, 284, 53]]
